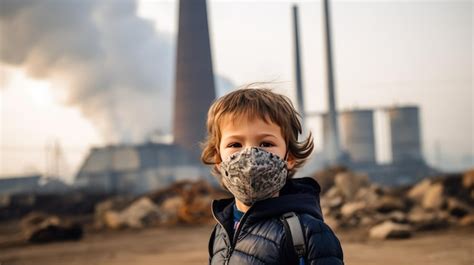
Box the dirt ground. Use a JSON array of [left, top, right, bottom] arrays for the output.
[[0, 224, 473, 265]]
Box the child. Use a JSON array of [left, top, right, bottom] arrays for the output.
[[201, 84, 344, 265]]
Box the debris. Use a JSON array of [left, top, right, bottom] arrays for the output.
[[319, 167, 474, 240], [334, 172, 369, 200], [421, 183, 444, 210], [20, 212, 82, 243], [369, 221, 412, 239], [446, 197, 473, 218], [312, 166, 348, 194], [407, 179, 431, 202], [341, 201, 366, 218], [119, 197, 161, 228], [94, 180, 229, 229], [459, 214, 474, 226]]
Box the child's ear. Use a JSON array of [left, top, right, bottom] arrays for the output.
[[286, 153, 296, 170]]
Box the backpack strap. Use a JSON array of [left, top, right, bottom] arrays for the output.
[[281, 212, 306, 264]]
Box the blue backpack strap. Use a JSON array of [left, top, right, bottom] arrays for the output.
[[281, 212, 306, 265]]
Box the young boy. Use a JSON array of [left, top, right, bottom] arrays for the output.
[[201, 85, 344, 265]]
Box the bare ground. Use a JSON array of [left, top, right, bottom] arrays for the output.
[[0, 224, 473, 265]]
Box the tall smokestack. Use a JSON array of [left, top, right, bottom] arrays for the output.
[[292, 5, 306, 128], [322, 0, 342, 163], [173, 0, 216, 159]]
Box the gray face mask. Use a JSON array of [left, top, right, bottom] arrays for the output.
[[219, 147, 288, 206]]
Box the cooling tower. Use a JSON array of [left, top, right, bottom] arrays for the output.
[[173, 0, 216, 159], [387, 106, 422, 163], [340, 110, 376, 164]]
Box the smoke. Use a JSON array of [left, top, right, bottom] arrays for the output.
[[0, 0, 177, 143]]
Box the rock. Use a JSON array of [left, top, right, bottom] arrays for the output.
[[344, 216, 360, 227], [386, 211, 408, 223], [407, 179, 432, 202], [312, 166, 348, 194], [341, 201, 366, 218], [179, 195, 213, 224], [334, 172, 370, 200], [369, 221, 412, 239], [20, 212, 82, 243], [103, 211, 122, 229], [28, 224, 83, 243], [373, 195, 407, 213], [355, 186, 381, 206], [408, 207, 449, 231], [421, 183, 445, 210], [360, 216, 376, 227], [462, 169, 474, 189], [446, 197, 473, 218], [321, 186, 344, 211], [94, 196, 134, 229], [159, 196, 184, 225], [322, 195, 344, 210], [94, 180, 223, 229], [99, 197, 161, 229], [459, 214, 474, 226], [119, 197, 161, 228], [328, 197, 344, 209], [462, 170, 474, 200], [21, 212, 60, 239], [324, 186, 343, 200], [408, 208, 432, 221]]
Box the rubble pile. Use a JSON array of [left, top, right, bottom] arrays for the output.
[[95, 180, 229, 229], [20, 212, 83, 243], [315, 168, 474, 240]]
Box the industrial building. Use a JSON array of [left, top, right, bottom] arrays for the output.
[[74, 143, 209, 194], [0, 175, 41, 195]]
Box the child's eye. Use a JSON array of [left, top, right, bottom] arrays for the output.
[[227, 142, 242, 148], [260, 142, 274, 148]]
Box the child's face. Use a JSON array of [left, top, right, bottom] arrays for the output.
[[218, 116, 295, 169]]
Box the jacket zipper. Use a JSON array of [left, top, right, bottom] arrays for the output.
[[212, 205, 252, 265], [227, 209, 253, 265]]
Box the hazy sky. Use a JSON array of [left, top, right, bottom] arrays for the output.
[[0, 0, 472, 181]]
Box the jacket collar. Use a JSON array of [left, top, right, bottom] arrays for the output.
[[212, 177, 323, 229]]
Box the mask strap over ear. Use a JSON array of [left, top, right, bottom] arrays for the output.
[[284, 150, 289, 161]]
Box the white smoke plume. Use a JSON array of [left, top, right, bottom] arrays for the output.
[[0, 0, 178, 143]]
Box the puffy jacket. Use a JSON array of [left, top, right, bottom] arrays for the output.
[[209, 177, 344, 265]]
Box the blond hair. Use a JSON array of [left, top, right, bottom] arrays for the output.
[[201, 83, 314, 179]]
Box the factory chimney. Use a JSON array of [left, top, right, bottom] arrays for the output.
[[321, 0, 342, 163], [292, 5, 306, 129], [173, 0, 216, 159]]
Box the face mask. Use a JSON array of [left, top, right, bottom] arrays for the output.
[[219, 147, 288, 206]]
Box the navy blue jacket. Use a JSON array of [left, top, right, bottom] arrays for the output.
[[209, 177, 344, 265]]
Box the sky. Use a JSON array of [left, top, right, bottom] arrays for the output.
[[0, 0, 472, 181]]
